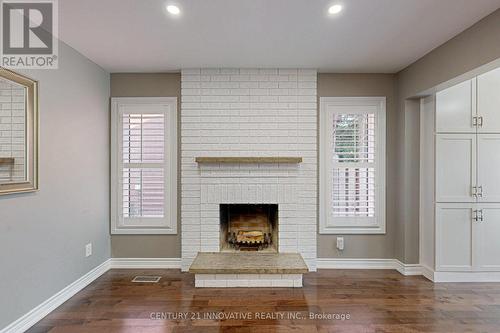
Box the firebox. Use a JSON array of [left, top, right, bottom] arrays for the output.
[[220, 204, 278, 252]]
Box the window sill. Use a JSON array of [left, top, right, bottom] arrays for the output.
[[111, 228, 178, 235], [319, 226, 386, 234]]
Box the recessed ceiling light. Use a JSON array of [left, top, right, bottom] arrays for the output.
[[328, 4, 343, 14], [166, 5, 180, 15]]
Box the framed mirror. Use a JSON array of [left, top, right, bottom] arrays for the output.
[[0, 67, 38, 195]]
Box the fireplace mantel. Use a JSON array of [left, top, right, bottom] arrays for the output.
[[195, 156, 303, 164]]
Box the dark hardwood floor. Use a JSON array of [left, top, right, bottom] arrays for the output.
[[27, 269, 500, 333]]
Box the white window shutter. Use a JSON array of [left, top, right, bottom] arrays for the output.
[[122, 113, 165, 219], [332, 113, 376, 217], [320, 97, 386, 234], [111, 98, 177, 234]]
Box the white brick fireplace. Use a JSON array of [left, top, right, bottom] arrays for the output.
[[181, 69, 317, 271]]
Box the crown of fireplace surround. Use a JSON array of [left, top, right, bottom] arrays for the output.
[[181, 68, 318, 272]]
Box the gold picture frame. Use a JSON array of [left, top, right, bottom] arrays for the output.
[[0, 67, 39, 195]]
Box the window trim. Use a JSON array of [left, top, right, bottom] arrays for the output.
[[319, 97, 386, 234], [111, 97, 178, 235]]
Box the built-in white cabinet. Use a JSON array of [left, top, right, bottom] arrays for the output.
[[436, 67, 500, 134], [477, 135, 500, 202], [435, 204, 474, 271], [436, 79, 476, 133], [475, 205, 500, 270], [477, 67, 500, 133], [436, 134, 475, 202], [436, 203, 500, 272], [431, 66, 500, 276], [436, 133, 500, 203]]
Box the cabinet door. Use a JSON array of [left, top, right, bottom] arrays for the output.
[[477, 67, 500, 133], [477, 135, 500, 202], [436, 134, 476, 202], [436, 79, 476, 133], [475, 205, 500, 271], [436, 204, 474, 271]]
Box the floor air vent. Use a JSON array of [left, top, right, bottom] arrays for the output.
[[131, 276, 161, 283]]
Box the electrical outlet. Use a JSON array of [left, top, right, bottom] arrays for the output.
[[85, 243, 92, 257], [336, 237, 344, 251]]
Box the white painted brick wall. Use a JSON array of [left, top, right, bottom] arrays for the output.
[[0, 79, 25, 182], [181, 69, 317, 271]]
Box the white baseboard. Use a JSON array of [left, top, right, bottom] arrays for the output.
[[0, 258, 182, 333], [317, 258, 395, 270], [317, 259, 500, 282], [420, 265, 435, 281], [432, 271, 500, 282], [0, 259, 112, 333], [394, 260, 423, 276], [316, 258, 424, 277], [110, 258, 182, 269]]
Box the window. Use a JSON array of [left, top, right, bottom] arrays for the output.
[[320, 97, 386, 234], [111, 97, 177, 234]]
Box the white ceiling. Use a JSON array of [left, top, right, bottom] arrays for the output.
[[58, 0, 500, 73]]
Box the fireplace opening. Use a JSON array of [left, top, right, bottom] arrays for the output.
[[220, 204, 278, 252]]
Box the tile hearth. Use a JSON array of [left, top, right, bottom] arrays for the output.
[[189, 252, 308, 288]]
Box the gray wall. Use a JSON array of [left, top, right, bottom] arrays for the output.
[[317, 74, 397, 259], [394, 8, 500, 264], [397, 9, 500, 100], [109, 6, 500, 263], [0, 42, 110, 328], [110, 73, 399, 260], [110, 73, 181, 258]]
